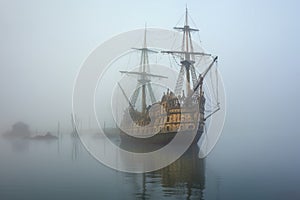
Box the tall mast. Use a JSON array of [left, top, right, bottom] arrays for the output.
[[120, 27, 166, 115], [185, 7, 192, 94], [184, 7, 190, 61], [162, 7, 203, 96], [141, 27, 148, 115]]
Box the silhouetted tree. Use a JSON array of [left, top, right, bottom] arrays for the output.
[[3, 122, 31, 139]]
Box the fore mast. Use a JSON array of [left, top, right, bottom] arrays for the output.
[[120, 27, 166, 126]]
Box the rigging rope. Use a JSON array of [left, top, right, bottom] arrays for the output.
[[210, 62, 218, 102], [188, 12, 202, 44], [215, 60, 219, 104]]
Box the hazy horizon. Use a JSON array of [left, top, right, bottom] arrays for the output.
[[0, 0, 299, 140]]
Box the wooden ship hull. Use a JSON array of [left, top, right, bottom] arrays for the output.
[[120, 124, 204, 146], [119, 94, 205, 151]]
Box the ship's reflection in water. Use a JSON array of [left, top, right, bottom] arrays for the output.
[[124, 145, 205, 200], [1, 130, 300, 200]]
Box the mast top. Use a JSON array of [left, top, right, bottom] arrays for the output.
[[173, 7, 199, 32], [185, 5, 188, 26], [143, 23, 147, 49]]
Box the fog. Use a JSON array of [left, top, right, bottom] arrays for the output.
[[0, 1, 300, 199], [0, 0, 299, 146]]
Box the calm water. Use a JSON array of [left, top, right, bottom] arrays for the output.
[[0, 128, 299, 200]]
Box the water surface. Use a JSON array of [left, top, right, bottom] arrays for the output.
[[0, 128, 299, 200]]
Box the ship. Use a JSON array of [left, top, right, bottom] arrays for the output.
[[119, 8, 220, 149]]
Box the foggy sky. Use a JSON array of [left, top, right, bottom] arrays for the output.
[[0, 0, 299, 138]]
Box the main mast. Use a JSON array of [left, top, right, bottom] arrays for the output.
[[162, 7, 213, 98], [180, 7, 194, 95]]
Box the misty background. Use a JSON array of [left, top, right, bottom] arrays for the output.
[[0, 1, 300, 199], [0, 0, 299, 151]]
